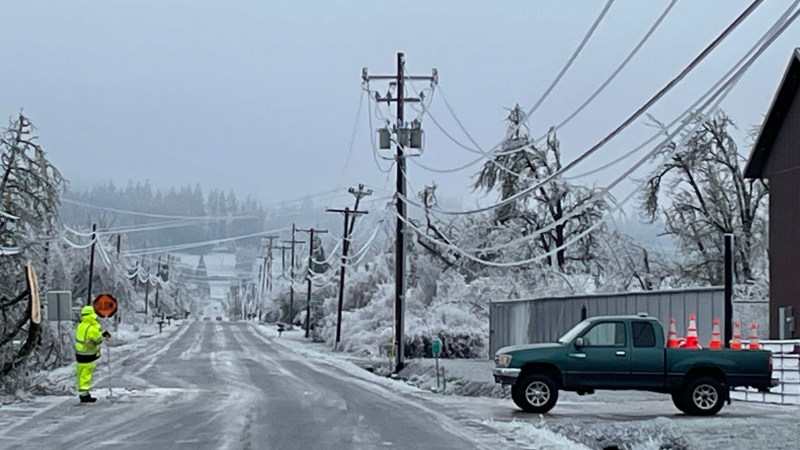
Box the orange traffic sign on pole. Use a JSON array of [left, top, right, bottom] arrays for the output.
[[93, 293, 118, 318]]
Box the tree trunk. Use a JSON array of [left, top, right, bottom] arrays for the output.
[[0, 298, 40, 378]]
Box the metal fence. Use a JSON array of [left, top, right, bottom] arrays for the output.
[[489, 287, 726, 355], [731, 340, 800, 405]]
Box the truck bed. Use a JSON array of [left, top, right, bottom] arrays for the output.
[[665, 348, 772, 390]]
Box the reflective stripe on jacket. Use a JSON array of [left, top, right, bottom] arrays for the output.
[[75, 305, 103, 358]]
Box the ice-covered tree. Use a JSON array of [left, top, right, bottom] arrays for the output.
[[0, 113, 65, 379], [473, 104, 609, 272], [194, 255, 211, 298], [641, 111, 767, 285], [310, 233, 330, 274]]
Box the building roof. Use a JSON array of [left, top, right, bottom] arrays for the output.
[[744, 48, 800, 179]]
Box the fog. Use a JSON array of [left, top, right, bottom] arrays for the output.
[[0, 0, 796, 207]]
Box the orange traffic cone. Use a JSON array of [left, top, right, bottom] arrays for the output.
[[730, 321, 742, 350], [748, 322, 760, 350], [685, 314, 699, 349], [708, 318, 722, 349], [667, 317, 680, 348]]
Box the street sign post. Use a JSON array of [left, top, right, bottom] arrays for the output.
[[46, 290, 73, 360], [431, 337, 442, 356], [46, 291, 73, 322], [431, 337, 443, 391], [93, 293, 118, 318]]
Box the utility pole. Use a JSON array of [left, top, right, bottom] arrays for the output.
[[257, 260, 265, 306], [297, 227, 328, 338], [116, 234, 122, 256], [138, 256, 145, 292], [86, 223, 97, 305], [259, 241, 267, 300], [264, 235, 279, 292], [279, 246, 292, 278], [363, 53, 437, 372], [154, 256, 162, 312], [43, 240, 49, 291], [327, 184, 372, 348], [144, 264, 150, 322], [241, 279, 247, 320], [283, 223, 304, 324]]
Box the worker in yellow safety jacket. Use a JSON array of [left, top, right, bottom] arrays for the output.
[[75, 305, 110, 403]]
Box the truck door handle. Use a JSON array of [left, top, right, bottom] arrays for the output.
[[616, 351, 626, 357], [569, 353, 586, 359]]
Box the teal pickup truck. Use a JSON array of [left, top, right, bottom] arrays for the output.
[[493, 314, 778, 416]]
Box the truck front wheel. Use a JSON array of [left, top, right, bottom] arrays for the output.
[[682, 376, 725, 416], [512, 374, 559, 414]]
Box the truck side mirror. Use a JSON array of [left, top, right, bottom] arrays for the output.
[[575, 337, 585, 348]]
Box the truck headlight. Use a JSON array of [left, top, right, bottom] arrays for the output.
[[496, 354, 512, 368]]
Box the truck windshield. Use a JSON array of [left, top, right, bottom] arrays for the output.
[[558, 320, 591, 344]]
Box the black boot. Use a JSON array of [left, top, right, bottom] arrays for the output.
[[79, 394, 98, 403]]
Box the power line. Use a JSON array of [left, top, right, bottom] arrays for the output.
[[65, 219, 209, 237], [549, 0, 678, 138], [61, 198, 261, 220], [486, 0, 764, 172], [331, 89, 368, 202], [121, 226, 291, 256], [401, 0, 765, 217], [413, 0, 678, 176], [399, 4, 797, 267], [525, 0, 616, 121], [562, 0, 799, 181]]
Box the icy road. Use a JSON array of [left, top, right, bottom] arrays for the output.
[[2, 321, 799, 450], [0, 321, 506, 450]]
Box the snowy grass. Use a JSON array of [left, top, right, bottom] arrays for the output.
[[401, 358, 510, 398]]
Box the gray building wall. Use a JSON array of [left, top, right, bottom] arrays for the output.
[[489, 288, 728, 355]]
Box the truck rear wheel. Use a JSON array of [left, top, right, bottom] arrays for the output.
[[512, 374, 558, 414], [682, 376, 725, 416]]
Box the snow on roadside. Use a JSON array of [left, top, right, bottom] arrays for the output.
[[401, 358, 510, 398], [534, 417, 688, 450], [2, 319, 187, 404], [481, 420, 593, 450]]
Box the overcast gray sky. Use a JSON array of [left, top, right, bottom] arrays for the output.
[[1, 0, 797, 210]]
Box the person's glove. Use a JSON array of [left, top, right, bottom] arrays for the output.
[[102, 330, 111, 339]]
